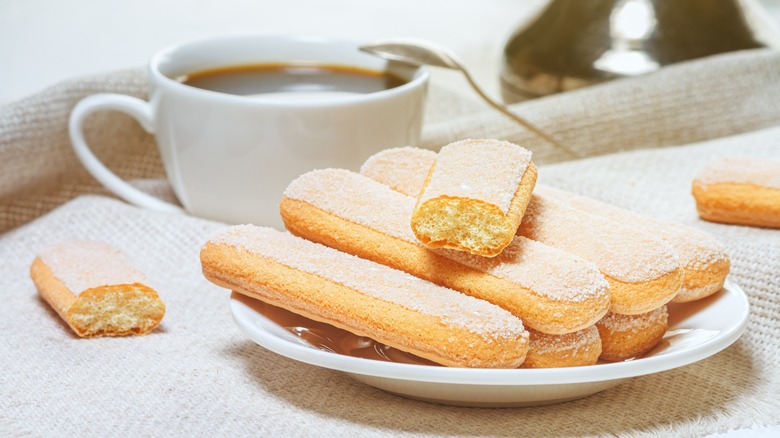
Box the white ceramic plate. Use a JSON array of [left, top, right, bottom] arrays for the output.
[[230, 279, 749, 407]]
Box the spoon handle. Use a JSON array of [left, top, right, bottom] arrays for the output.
[[458, 68, 578, 159]]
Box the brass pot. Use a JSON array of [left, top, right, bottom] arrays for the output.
[[501, 0, 780, 103]]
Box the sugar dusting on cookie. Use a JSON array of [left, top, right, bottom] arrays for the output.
[[529, 326, 599, 355], [39, 241, 148, 294], [284, 169, 609, 303], [598, 307, 667, 334], [659, 224, 728, 269], [209, 225, 528, 341], [438, 238, 609, 303], [359, 147, 436, 198], [418, 139, 532, 213], [284, 168, 419, 243], [695, 158, 780, 189], [520, 193, 680, 282], [536, 185, 729, 275]]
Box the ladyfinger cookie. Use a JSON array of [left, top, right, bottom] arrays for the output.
[[200, 225, 529, 368], [30, 240, 165, 337], [360, 147, 683, 315], [692, 157, 780, 228], [250, 293, 598, 369], [411, 139, 538, 257], [523, 326, 602, 368], [536, 185, 730, 303], [280, 169, 610, 335], [596, 307, 668, 362]]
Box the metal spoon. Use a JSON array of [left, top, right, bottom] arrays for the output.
[[360, 38, 577, 158]]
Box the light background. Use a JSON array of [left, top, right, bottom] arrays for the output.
[[4, 0, 780, 105], [1, 0, 547, 105]]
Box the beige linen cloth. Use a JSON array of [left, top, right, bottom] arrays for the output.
[[1, 49, 779, 437]]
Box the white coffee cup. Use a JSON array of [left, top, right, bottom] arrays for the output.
[[69, 34, 429, 227]]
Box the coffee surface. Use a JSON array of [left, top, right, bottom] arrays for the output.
[[181, 63, 406, 97]]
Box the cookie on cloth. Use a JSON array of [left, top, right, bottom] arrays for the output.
[[692, 157, 780, 228], [30, 240, 165, 337]]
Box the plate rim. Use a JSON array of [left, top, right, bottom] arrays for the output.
[[230, 278, 749, 386]]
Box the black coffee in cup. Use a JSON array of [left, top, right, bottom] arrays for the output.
[[180, 64, 407, 97]]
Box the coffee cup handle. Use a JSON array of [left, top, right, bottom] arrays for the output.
[[68, 94, 183, 213]]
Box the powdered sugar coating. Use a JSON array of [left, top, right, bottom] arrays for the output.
[[284, 169, 419, 243], [284, 169, 608, 302], [39, 240, 148, 294], [660, 223, 728, 271], [209, 225, 527, 340], [361, 147, 436, 197], [535, 185, 728, 278], [695, 158, 780, 189], [529, 326, 599, 355], [598, 306, 667, 333], [520, 193, 680, 282], [359, 147, 436, 198], [418, 139, 532, 213], [678, 283, 723, 299], [438, 239, 608, 303], [361, 147, 680, 282]]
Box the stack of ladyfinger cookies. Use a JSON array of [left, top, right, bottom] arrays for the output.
[[200, 139, 731, 368]]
